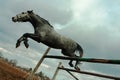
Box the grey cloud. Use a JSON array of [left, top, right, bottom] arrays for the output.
[[59, 19, 120, 77], [0, 0, 120, 79], [0, 0, 72, 44], [61, 23, 120, 58], [6, 0, 72, 25]]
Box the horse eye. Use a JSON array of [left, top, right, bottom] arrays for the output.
[[22, 12, 24, 14]]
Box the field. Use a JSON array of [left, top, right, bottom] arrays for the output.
[[0, 58, 39, 80]]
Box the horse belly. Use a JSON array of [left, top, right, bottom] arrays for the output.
[[41, 40, 62, 49], [49, 37, 76, 51], [40, 30, 77, 50], [41, 35, 64, 49], [63, 38, 77, 51]]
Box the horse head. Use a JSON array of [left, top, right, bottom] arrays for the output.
[[12, 10, 33, 22]]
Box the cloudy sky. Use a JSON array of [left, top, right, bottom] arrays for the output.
[[0, 0, 120, 80]]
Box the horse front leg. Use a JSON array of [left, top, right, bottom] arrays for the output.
[[16, 33, 41, 48], [23, 33, 41, 43], [16, 35, 28, 48]]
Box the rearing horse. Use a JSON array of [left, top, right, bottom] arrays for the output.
[[12, 10, 83, 70]]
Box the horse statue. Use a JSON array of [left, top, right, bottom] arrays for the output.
[[12, 10, 83, 70]]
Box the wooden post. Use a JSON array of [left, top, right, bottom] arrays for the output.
[[59, 65, 79, 80], [27, 47, 51, 80], [52, 62, 62, 80], [65, 70, 79, 80]]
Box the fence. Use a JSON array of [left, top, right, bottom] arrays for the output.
[[27, 47, 120, 80]]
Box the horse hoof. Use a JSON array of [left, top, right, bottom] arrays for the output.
[[24, 39, 29, 48], [69, 62, 74, 67], [24, 42, 29, 48], [16, 42, 20, 48], [25, 43, 29, 48], [75, 67, 80, 71]]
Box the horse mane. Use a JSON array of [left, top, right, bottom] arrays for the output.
[[36, 15, 54, 28]]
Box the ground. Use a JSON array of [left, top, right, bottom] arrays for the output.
[[0, 58, 39, 80]]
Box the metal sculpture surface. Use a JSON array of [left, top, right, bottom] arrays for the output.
[[12, 10, 83, 70]]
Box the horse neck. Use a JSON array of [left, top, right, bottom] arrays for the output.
[[29, 14, 44, 28]]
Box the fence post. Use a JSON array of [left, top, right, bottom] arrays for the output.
[[52, 62, 62, 80], [65, 69, 79, 80], [27, 47, 51, 80]]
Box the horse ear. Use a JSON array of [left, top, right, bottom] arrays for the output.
[[27, 10, 33, 14]]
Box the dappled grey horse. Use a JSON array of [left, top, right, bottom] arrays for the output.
[[12, 10, 83, 70]]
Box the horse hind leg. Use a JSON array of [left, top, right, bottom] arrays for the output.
[[68, 53, 78, 69], [65, 52, 80, 70], [69, 55, 81, 70], [75, 59, 80, 70], [68, 53, 76, 68], [74, 55, 82, 71], [61, 50, 74, 67], [69, 60, 74, 67], [69, 55, 80, 70]]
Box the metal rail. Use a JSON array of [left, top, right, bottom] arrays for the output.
[[45, 55, 120, 65]]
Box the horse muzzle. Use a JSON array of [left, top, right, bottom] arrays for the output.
[[12, 17, 17, 22]]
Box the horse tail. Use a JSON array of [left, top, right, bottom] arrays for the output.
[[76, 43, 83, 58]]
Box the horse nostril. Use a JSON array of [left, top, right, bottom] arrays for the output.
[[12, 17, 16, 22], [12, 17, 14, 20]]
